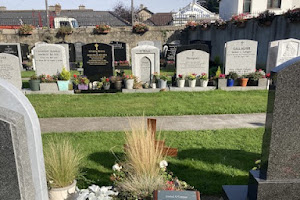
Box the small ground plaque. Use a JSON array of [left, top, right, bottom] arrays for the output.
[[154, 190, 200, 200]]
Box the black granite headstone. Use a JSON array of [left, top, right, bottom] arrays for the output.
[[0, 44, 20, 57], [163, 44, 180, 62], [58, 42, 76, 62], [20, 43, 29, 61], [189, 40, 212, 53], [176, 44, 210, 54], [109, 41, 127, 62], [82, 43, 114, 81], [223, 57, 300, 200]]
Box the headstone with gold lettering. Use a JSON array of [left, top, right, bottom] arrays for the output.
[[82, 43, 114, 81], [224, 40, 258, 75]]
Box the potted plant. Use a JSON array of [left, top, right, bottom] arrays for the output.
[[158, 74, 170, 89], [94, 24, 111, 34], [227, 72, 238, 87], [29, 74, 40, 91], [214, 19, 227, 30], [185, 21, 198, 31], [199, 20, 211, 30], [39, 74, 59, 91], [285, 8, 300, 23], [57, 26, 73, 36], [248, 69, 266, 86], [123, 74, 135, 89], [74, 76, 90, 90], [187, 73, 197, 88], [176, 74, 185, 88], [19, 24, 33, 35], [132, 23, 149, 34], [239, 74, 249, 87], [199, 73, 208, 87], [101, 77, 111, 90], [57, 67, 71, 91], [44, 138, 83, 200], [217, 74, 227, 89], [115, 76, 123, 90], [256, 10, 275, 27], [231, 13, 249, 28]]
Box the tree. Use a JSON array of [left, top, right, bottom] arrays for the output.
[[197, 0, 219, 13], [112, 2, 139, 24]]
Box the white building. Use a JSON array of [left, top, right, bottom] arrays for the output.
[[172, 0, 218, 26], [219, 0, 300, 21]]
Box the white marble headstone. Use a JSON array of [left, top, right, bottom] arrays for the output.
[[0, 53, 22, 89], [176, 50, 209, 77], [224, 40, 258, 75], [32, 44, 68, 76], [56, 43, 70, 69]]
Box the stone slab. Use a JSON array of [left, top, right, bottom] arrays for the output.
[[0, 53, 22, 89]]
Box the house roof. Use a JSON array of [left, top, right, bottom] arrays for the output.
[[137, 7, 154, 15], [0, 9, 130, 26], [146, 13, 174, 26]]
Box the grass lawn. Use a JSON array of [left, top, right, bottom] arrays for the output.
[[21, 70, 35, 78], [27, 90, 268, 118], [42, 128, 264, 195]]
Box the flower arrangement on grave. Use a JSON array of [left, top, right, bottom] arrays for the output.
[[226, 72, 239, 80], [94, 24, 111, 34], [29, 74, 41, 91], [57, 26, 73, 36], [186, 73, 197, 80], [114, 60, 129, 66], [58, 67, 71, 81], [123, 74, 135, 80], [266, 73, 271, 79], [231, 13, 249, 27], [101, 77, 110, 86], [19, 24, 34, 35], [159, 74, 170, 81], [248, 69, 266, 81], [39, 74, 58, 83], [256, 10, 276, 26], [199, 20, 211, 30], [199, 73, 208, 80], [239, 74, 249, 87], [185, 21, 198, 30], [176, 74, 185, 80], [73, 76, 90, 85], [285, 8, 300, 23], [132, 23, 149, 34], [167, 60, 175, 65], [214, 19, 227, 29], [219, 74, 226, 79]]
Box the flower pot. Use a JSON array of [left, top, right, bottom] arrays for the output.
[[125, 79, 134, 89], [115, 81, 122, 90], [151, 83, 156, 89], [158, 79, 167, 89], [188, 79, 196, 88], [200, 79, 208, 87], [227, 79, 235, 87], [29, 79, 40, 91], [49, 180, 76, 200], [78, 84, 88, 90], [240, 78, 249, 87], [57, 80, 69, 91], [103, 83, 110, 90], [177, 80, 185, 88]]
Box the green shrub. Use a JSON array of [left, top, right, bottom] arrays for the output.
[[59, 67, 71, 80]]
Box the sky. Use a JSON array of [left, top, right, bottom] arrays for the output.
[[1, 0, 194, 12]]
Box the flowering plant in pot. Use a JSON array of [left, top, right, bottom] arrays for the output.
[[19, 24, 34, 35], [256, 10, 275, 27], [285, 8, 300, 23], [123, 74, 135, 89], [57, 67, 71, 91], [239, 74, 249, 87], [74, 76, 90, 90], [39, 74, 58, 83], [214, 19, 227, 29], [199, 73, 208, 87], [186, 73, 197, 88], [185, 21, 198, 30], [199, 20, 211, 30], [158, 74, 170, 89], [176, 74, 185, 88], [247, 69, 266, 86], [44, 138, 83, 200], [101, 76, 111, 90], [94, 24, 111, 34], [226, 71, 238, 87], [132, 23, 149, 34], [231, 13, 249, 28], [29, 74, 40, 91]]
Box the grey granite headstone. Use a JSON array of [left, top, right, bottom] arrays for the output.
[[223, 56, 300, 200], [138, 41, 155, 46], [224, 40, 258, 75], [132, 45, 160, 83], [75, 42, 84, 62], [33, 44, 68, 76], [0, 53, 22, 89], [0, 79, 48, 200], [56, 43, 70, 69], [176, 49, 209, 77], [153, 40, 162, 52], [0, 43, 23, 70]]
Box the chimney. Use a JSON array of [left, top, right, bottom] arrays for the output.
[[48, 5, 55, 12], [140, 4, 145, 10], [79, 5, 85, 10], [0, 6, 6, 11], [55, 4, 61, 16]]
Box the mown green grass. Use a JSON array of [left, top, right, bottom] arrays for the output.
[[42, 128, 264, 195], [27, 90, 268, 118], [21, 70, 35, 78]]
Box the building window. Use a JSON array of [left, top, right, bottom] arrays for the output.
[[268, 0, 281, 8], [243, 0, 251, 13]]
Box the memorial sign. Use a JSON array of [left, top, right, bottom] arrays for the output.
[[154, 190, 200, 200]]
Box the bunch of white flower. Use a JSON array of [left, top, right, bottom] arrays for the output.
[[75, 185, 118, 200]]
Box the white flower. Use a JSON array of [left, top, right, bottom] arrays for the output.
[[160, 160, 168, 168], [112, 163, 122, 171]]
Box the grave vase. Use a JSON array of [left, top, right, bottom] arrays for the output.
[[188, 79, 196, 88], [103, 83, 110, 90], [151, 83, 156, 89], [200, 79, 208, 87], [29, 79, 40, 91], [227, 79, 234, 87], [49, 180, 76, 200], [125, 79, 134, 89], [159, 79, 167, 89], [78, 84, 88, 90], [177, 80, 185, 88], [240, 78, 249, 87], [57, 80, 69, 91], [115, 81, 122, 90]]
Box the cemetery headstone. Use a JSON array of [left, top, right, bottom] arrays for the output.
[[189, 40, 212, 53], [153, 40, 162, 52], [0, 43, 23, 70], [176, 49, 209, 76], [0, 79, 48, 200], [131, 45, 160, 83], [138, 41, 155, 46], [75, 42, 84, 62], [223, 57, 300, 200], [32, 44, 68, 76], [82, 43, 114, 81], [109, 41, 129, 62], [176, 44, 210, 54], [0, 53, 22, 89], [20, 43, 30, 61], [163, 43, 181, 62], [224, 40, 258, 75], [56, 43, 70, 69]]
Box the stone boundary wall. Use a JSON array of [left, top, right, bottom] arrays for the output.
[[187, 16, 300, 67]]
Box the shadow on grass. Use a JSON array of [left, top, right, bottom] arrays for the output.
[[78, 168, 112, 189], [88, 151, 124, 169]]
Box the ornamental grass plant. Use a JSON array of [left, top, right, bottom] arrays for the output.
[[44, 138, 83, 188]]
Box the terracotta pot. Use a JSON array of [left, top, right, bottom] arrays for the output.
[[240, 78, 249, 87], [49, 180, 76, 200]]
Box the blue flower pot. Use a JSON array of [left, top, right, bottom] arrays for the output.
[[227, 79, 234, 87], [57, 80, 69, 91]]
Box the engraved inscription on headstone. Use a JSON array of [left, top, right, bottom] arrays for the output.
[[140, 57, 152, 83], [110, 41, 128, 62], [277, 40, 300, 66], [0, 53, 22, 89], [0, 43, 23, 70]]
